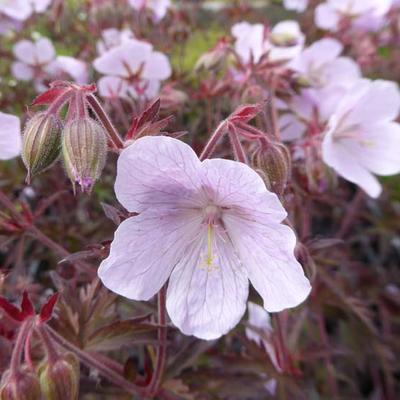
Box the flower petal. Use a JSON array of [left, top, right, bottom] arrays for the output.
[[11, 61, 34, 81], [0, 112, 21, 160], [142, 51, 171, 81], [166, 225, 248, 340], [115, 136, 202, 213], [322, 123, 382, 197], [345, 80, 400, 125], [93, 39, 153, 78], [98, 208, 203, 301], [224, 215, 311, 312], [97, 76, 128, 98], [200, 158, 287, 222], [35, 38, 56, 64]]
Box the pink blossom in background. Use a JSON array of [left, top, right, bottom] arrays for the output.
[[12, 37, 88, 91], [98, 136, 311, 340], [232, 20, 304, 64], [283, 0, 308, 13], [0, 111, 21, 160], [322, 79, 400, 198], [96, 28, 135, 55], [289, 38, 361, 90], [128, 0, 171, 21], [315, 0, 392, 32], [93, 38, 171, 99], [0, 0, 52, 21]]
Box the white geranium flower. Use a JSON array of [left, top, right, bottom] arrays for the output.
[[98, 136, 311, 340], [322, 79, 400, 197], [93, 38, 171, 99]]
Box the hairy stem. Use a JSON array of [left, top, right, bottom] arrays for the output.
[[200, 120, 227, 161], [10, 318, 33, 376], [46, 325, 146, 397], [86, 94, 124, 149]]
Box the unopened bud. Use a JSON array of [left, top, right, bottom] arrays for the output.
[[22, 113, 62, 183], [0, 368, 41, 400], [38, 353, 79, 400], [252, 142, 291, 196], [62, 118, 107, 193]]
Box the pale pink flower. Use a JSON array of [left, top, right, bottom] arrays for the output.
[[0, 0, 52, 21], [289, 38, 361, 90], [283, 0, 308, 13], [315, 0, 392, 32], [232, 21, 304, 64], [0, 111, 21, 160], [93, 39, 171, 99], [128, 0, 170, 21], [12, 37, 87, 91], [322, 79, 400, 197], [98, 136, 311, 340], [96, 28, 135, 55]]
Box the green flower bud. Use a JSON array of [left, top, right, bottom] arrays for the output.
[[252, 141, 291, 196], [38, 353, 80, 400], [0, 368, 41, 400], [62, 118, 107, 193], [22, 113, 62, 183]]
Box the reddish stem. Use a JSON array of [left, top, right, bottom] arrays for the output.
[[228, 125, 248, 164], [86, 94, 124, 149], [147, 285, 168, 397], [10, 318, 33, 377], [199, 120, 227, 161]]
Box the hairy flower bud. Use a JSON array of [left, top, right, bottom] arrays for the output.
[[22, 113, 62, 183], [0, 368, 41, 400], [62, 118, 107, 193], [252, 142, 291, 196], [38, 353, 79, 400]]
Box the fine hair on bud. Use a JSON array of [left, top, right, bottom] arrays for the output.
[[252, 141, 292, 196], [21, 112, 62, 184], [0, 367, 42, 400], [62, 118, 107, 194], [38, 353, 80, 400]]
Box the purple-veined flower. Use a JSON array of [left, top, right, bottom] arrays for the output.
[[98, 136, 311, 340], [0, 111, 21, 160], [12, 37, 88, 92], [232, 20, 304, 65], [322, 79, 400, 197], [283, 0, 308, 12], [93, 38, 171, 99], [315, 0, 392, 32], [128, 0, 171, 21]]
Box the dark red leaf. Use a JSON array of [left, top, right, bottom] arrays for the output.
[[39, 293, 59, 322], [139, 98, 160, 126], [229, 103, 262, 123], [0, 296, 25, 322], [21, 291, 35, 317], [31, 87, 68, 106]]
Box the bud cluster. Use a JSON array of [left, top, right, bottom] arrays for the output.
[[21, 82, 109, 193]]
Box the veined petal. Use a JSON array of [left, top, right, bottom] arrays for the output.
[[201, 158, 287, 223], [322, 125, 382, 197], [166, 225, 248, 340], [11, 62, 34, 81], [98, 208, 203, 301], [224, 214, 311, 312], [115, 136, 202, 213]]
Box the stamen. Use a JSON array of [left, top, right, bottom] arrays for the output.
[[199, 223, 219, 272]]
